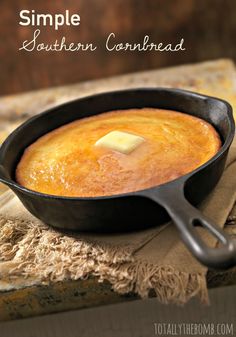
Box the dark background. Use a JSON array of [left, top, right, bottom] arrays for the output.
[[0, 0, 236, 96]]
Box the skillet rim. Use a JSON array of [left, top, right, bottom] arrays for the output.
[[0, 87, 234, 201]]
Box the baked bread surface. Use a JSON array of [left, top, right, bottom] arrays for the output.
[[16, 108, 221, 197]]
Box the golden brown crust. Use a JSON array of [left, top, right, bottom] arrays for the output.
[[16, 108, 221, 197]]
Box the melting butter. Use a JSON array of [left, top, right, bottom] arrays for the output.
[[95, 131, 145, 154]]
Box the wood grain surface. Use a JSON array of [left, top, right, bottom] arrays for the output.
[[0, 285, 236, 337], [1, 0, 236, 95]]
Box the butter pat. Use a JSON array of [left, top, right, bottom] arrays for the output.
[[95, 131, 145, 154]]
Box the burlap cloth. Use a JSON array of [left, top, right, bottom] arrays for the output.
[[0, 137, 236, 305]]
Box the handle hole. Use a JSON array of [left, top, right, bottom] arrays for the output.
[[192, 218, 227, 244], [192, 219, 203, 227]]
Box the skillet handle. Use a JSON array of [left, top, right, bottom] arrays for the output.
[[143, 185, 236, 270]]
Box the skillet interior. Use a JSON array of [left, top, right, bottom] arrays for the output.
[[0, 88, 234, 232]]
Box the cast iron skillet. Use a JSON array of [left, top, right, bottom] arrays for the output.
[[0, 88, 236, 270]]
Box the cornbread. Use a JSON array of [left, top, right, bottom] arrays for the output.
[[16, 108, 221, 197]]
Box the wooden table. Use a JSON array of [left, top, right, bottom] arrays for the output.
[[0, 59, 236, 321]]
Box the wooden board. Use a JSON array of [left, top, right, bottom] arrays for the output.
[[0, 285, 236, 336]]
